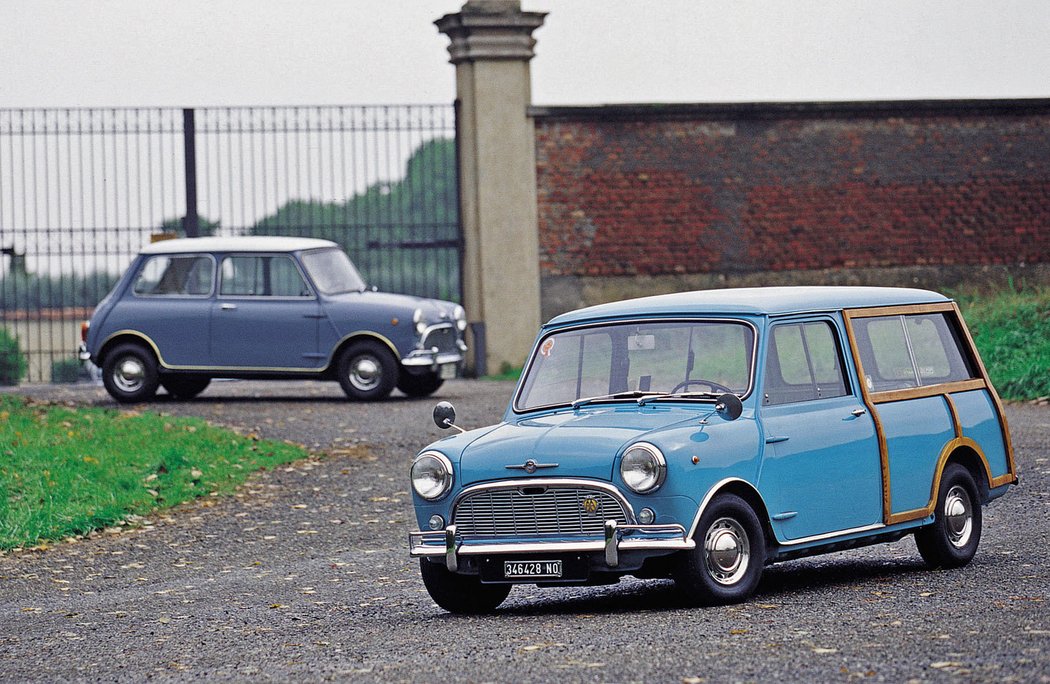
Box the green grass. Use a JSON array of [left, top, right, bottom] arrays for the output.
[[0, 396, 309, 550], [957, 287, 1050, 400], [483, 362, 523, 382]]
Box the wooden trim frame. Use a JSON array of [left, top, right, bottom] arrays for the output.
[[841, 302, 1018, 526]]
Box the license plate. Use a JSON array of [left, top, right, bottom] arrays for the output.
[[440, 364, 457, 380], [503, 560, 563, 579]]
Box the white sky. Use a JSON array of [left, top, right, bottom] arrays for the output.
[[1, 0, 1049, 108]]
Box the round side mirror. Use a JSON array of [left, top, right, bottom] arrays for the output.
[[714, 393, 743, 421], [433, 401, 457, 430]]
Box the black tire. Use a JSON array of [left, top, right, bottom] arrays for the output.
[[673, 493, 765, 606], [336, 340, 398, 401], [419, 560, 512, 614], [160, 375, 211, 400], [915, 463, 983, 569], [101, 342, 160, 404], [397, 371, 444, 398]]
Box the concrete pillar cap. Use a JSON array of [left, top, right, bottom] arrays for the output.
[[436, 2, 547, 64]]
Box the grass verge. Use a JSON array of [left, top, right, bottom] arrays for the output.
[[0, 396, 308, 550], [957, 287, 1050, 401]]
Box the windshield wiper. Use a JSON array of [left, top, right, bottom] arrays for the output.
[[636, 391, 722, 406], [571, 391, 664, 409]]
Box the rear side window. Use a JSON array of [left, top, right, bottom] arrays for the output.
[[133, 255, 213, 296], [763, 320, 848, 405], [852, 313, 976, 392]]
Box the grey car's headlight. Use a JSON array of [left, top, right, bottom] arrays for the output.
[[413, 308, 427, 336], [411, 451, 453, 500], [453, 305, 467, 332], [620, 443, 667, 493]]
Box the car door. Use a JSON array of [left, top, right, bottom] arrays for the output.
[[757, 317, 883, 541], [210, 253, 325, 370]]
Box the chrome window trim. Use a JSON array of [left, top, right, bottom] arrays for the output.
[[513, 317, 760, 414]]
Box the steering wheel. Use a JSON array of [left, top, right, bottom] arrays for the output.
[[670, 378, 734, 395]]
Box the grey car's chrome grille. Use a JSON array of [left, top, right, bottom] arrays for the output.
[[453, 487, 629, 537], [421, 325, 458, 355]]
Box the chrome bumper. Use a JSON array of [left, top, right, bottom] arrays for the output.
[[409, 521, 695, 572], [401, 349, 464, 368], [77, 343, 91, 361]]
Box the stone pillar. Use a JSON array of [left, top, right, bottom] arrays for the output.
[[436, 1, 546, 375]]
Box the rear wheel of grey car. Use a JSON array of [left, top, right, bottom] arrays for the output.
[[336, 340, 398, 401], [160, 375, 211, 400], [419, 560, 512, 614], [915, 463, 983, 569], [396, 371, 444, 398], [102, 343, 160, 404], [673, 493, 765, 606]]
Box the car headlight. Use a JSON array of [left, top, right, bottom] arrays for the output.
[[453, 305, 467, 332], [411, 451, 453, 500], [413, 308, 427, 336], [620, 443, 666, 493]]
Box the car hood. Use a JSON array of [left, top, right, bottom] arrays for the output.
[[455, 406, 700, 486], [325, 290, 455, 320]]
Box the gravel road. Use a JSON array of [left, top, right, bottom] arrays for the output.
[[1, 380, 1048, 683]]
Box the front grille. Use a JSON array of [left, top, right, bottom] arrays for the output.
[[453, 486, 630, 537], [421, 325, 458, 355]]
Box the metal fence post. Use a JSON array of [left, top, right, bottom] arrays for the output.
[[182, 108, 199, 238]]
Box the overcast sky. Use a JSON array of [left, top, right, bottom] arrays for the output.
[[2, 0, 1049, 108]]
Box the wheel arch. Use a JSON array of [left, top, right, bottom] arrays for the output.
[[687, 478, 775, 551], [326, 332, 400, 375], [937, 439, 994, 505], [97, 331, 162, 368]]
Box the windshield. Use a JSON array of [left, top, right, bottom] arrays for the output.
[[515, 320, 755, 411], [300, 248, 366, 294]]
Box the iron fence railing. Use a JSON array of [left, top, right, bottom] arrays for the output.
[[0, 105, 460, 383]]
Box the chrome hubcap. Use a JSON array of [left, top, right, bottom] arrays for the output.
[[944, 484, 973, 548], [349, 355, 382, 391], [704, 517, 750, 586], [113, 356, 145, 393]]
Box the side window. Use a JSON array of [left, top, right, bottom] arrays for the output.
[[132, 255, 213, 296], [220, 255, 310, 297], [764, 321, 848, 405], [853, 313, 976, 392]]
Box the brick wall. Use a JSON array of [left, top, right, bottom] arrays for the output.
[[533, 101, 1050, 316]]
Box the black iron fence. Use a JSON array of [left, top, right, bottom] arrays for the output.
[[0, 105, 460, 383]]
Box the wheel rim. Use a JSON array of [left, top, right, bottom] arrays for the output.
[[944, 484, 973, 548], [348, 354, 382, 391], [112, 356, 145, 393], [704, 517, 750, 586]]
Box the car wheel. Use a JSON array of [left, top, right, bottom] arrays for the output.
[[419, 560, 512, 614], [160, 375, 211, 400], [673, 493, 765, 606], [102, 343, 160, 404], [336, 340, 398, 401], [915, 463, 983, 569], [397, 371, 445, 398]]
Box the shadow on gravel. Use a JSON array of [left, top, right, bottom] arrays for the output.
[[482, 556, 931, 617]]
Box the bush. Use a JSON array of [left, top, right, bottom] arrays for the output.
[[51, 357, 83, 384], [0, 329, 27, 385]]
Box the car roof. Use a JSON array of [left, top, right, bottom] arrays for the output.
[[546, 286, 951, 326], [139, 236, 337, 254]]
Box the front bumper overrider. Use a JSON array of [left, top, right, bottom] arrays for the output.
[[409, 521, 695, 573]]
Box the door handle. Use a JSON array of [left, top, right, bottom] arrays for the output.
[[220, 303, 237, 311], [850, 408, 866, 417]]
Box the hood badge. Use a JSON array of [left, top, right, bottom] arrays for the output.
[[506, 459, 558, 474]]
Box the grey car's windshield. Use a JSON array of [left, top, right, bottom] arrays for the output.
[[300, 248, 366, 295], [515, 320, 755, 411]]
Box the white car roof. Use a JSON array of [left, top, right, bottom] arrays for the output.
[[140, 236, 337, 254]]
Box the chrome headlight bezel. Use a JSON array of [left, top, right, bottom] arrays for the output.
[[412, 308, 427, 336], [411, 451, 454, 501], [620, 442, 667, 494], [453, 304, 467, 332]]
